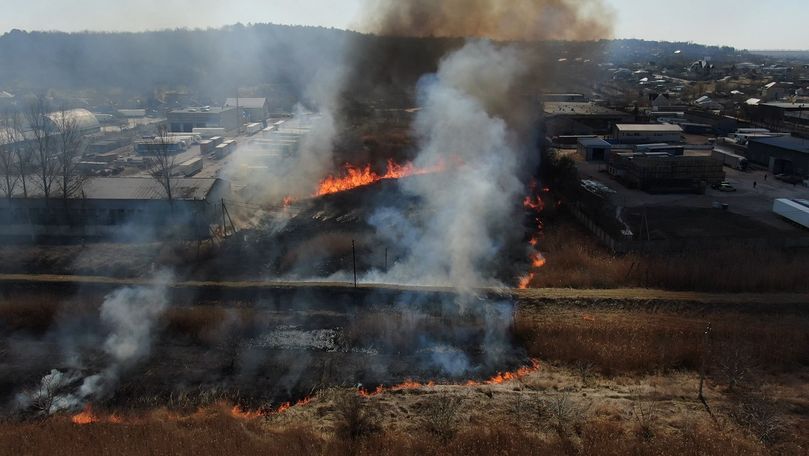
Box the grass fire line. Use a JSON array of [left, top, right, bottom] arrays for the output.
[[68, 359, 541, 424]]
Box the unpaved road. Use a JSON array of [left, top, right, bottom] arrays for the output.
[[1, 273, 807, 305]]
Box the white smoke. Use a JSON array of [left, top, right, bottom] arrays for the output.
[[221, 61, 349, 207], [366, 40, 529, 290], [17, 272, 174, 414]]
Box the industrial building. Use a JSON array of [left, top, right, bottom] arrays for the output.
[[167, 107, 239, 133], [224, 97, 270, 125], [44, 108, 101, 135], [612, 124, 684, 144], [544, 102, 631, 136], [577, 137, 612, 161], [747, 135, 809, 177], [608, 153, 724, 193], [0, 177, 230, 241], [755, 102, 809, 126]]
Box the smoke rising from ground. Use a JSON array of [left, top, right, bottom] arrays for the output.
[[366, 41, 527, 289], [16, 272, 174, 414], [360, 0, 614, 41]]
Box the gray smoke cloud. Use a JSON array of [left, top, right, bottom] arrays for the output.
[[16, 271, 174, 414], [364, 40, 528, 290], [221, 55, 349, 207]]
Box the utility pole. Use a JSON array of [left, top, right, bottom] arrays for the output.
[[352, 240, 357, 288], [384, 248, 388, 271]]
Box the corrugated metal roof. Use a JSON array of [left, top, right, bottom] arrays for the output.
[[749, 135, 809, 155], [615, 124, 683, 133], [578, 137, 611, 147], [11, 177, 220, 200], [224, 98, 267, 109]]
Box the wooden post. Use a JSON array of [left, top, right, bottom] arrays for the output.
[[352, 240, 357, 288], [221, 198, 227, 237], [699, 322, 712, 401]]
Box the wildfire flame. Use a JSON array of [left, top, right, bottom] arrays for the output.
[[230, 405, 264, 420], [359, 360, 539, 396], [315, 159, 446, 196], [518, 179, 547, 289], [71, 405, 123, 425], [282, 195, 294, 208], [358, 379, 434, 397], [467, 359, 541, 386]]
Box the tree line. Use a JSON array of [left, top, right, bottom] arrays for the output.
[[0, 95, 85, 203]]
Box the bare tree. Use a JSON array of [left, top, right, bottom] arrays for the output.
[[26, 95, 57, 200], [148, 125, 178, 203], [0, 125, 19, 199], [51, 106, 86, 201], [0, 111, 30, 198]]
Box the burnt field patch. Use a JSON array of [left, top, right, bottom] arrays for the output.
[[0, 284, 529, 418]]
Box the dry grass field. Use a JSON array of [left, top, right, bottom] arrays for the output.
[[2, 289, 809, 455]]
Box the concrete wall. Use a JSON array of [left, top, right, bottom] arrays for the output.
[[0, 196, 221, 241]]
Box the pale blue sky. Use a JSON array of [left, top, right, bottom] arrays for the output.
[[0, 0, 805, 49]]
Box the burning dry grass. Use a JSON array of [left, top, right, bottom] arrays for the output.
[[0, 397, 799, 456], [529, 218, 809, 292]]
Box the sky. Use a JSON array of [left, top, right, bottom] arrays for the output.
[[0, 0, 805, 50]]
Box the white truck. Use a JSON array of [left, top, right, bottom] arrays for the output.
[[175, 157, 203, 177], [245, 123, 263, 136], [773, 199, 809, 230], [712, 149, 748, 171]]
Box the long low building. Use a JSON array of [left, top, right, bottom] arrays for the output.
[[0, 177, 230, 241], [608, 152, 724, 193], [613, 124, 684, 144]]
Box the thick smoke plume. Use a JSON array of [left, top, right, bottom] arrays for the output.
[[368, 41, 528, 289], [360, 0, 613, 41], [16, 272, 174, 414]]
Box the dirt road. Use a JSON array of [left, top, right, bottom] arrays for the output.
[[1, 273, 807, 305]]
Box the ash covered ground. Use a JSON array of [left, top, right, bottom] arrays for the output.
[[2, 284, 531, 417]]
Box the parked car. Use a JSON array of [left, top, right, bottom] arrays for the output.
[[712, 181, 737, 192]]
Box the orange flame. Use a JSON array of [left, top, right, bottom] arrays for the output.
[[518, 272, 535, 289], [531, 252, 547, 268], [523, 195, 544, 211], [71, 406, 97, 425], [275, 396, 313, 414], [282, 195, 294, 208], [358, 379, 436, 397], [359, 361, 539, 395], [315, 159, 446, 196], [518, 179, 548, 289], [230, 405, 264, 420], [71, 405, 123, 425]]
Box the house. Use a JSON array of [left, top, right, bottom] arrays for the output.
[[0, 177, 230, 241], [688, 60, 713, 76], [577, 137, 612, 161], [651, 93, 672, 111], [693, 96, 722, 110], [761, 82, 794, 101], [224, 97, 270, 125]]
